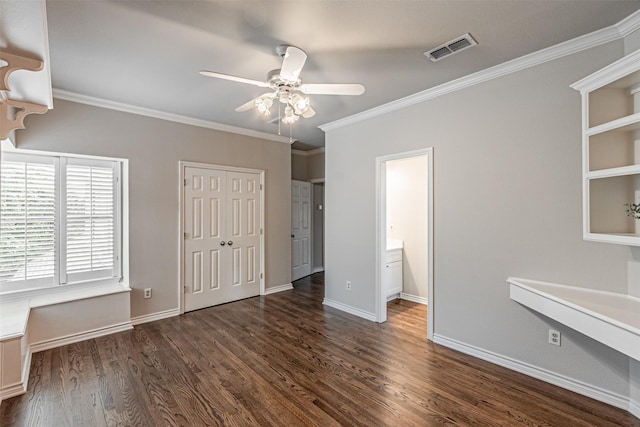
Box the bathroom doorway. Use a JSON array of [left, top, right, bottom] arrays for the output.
[[375, 148, 433, 340]]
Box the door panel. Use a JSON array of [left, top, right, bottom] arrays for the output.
[[291, 180, 312, 281], [184, 167, 261, 312]]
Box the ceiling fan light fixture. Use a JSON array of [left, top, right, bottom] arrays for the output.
[[282, 105, 299, 125], [290, 94, 310, 115], [255, 96, 273, 116]]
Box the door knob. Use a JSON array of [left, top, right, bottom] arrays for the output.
[[227, 241, 233, 246], [220, 241, 226, 246], [291, 234, 295, 238]]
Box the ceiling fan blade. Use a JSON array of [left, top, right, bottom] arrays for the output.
[[299, 83, 365, 96], [200, 70, 269, 88], [235, 97, 259, 112], [235, 92, 276, 112], [279, 46, 307, 83], [301, 106, 315, 118]]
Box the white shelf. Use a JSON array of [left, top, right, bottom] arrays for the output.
[[586, 112, 640, 136], [586, 164, 640, 179], [508, 277, 640, 361], [585, 232, 640, 247]]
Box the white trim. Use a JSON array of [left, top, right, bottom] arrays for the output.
[[323, 298, 377, 322], [308, 178, 325, 184], [29, 321, 133, 354], [130, 308, 180, 326], [0, 346, 32, 404], [178, 161, 265, 314], [312, 267, 325, 273], [400, 293, 428, 305], [631, 399, 640, 419], [320, 24, 623, 133], [40, 0, 53, 108], [616, 9, 640, 38], [433, 334, 636, 416], [264, 283, 293, 295], [0, 382, 27, 404], [571, 48, 640, 92], [52, 89, 292, 145], [291, 147, 325, 157]]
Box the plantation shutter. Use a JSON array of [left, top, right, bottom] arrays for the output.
[[0, 155, 57, 287], [63, 158, 118, 283]]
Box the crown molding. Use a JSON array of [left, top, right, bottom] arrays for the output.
[[291, 147, 325, 156], [320, 15, 629, 133], [52, 89, 292, 144], [616, 9, 640, 38]]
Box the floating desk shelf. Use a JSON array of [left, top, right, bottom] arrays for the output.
[[508, 277, 640, 361]]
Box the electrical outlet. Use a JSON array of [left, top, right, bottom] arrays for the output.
[[144, 288, 152, 299], [346, 281, 352, 291], [549, 329, 561, 346]]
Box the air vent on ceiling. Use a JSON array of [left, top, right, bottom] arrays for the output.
[[424, 33, 477, 62]]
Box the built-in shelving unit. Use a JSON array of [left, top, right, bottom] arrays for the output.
[[572, 50, 640, 246]]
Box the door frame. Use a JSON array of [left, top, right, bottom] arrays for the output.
[[178, 161, 265, 314], [374, 148, 434, 340], [310, 180, 325, 274]]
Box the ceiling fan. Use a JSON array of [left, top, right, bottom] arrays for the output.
[[200, 45, 365, 125]]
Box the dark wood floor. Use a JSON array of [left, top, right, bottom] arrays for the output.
[[1, 273, 638, 426]]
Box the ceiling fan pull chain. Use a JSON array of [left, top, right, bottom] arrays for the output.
[[278, 102, 282, 136]]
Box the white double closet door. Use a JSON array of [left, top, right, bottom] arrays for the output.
[[183, 165, 262, 312]]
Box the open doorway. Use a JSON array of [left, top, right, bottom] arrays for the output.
[[375, 148, 433, 340]]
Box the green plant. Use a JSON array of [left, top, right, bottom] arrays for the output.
[[624, 203, 640, 220]]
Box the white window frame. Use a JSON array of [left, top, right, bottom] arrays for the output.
[[0, 148, 128, 297]]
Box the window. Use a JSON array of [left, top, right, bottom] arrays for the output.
[[0, 152, 122, 293]]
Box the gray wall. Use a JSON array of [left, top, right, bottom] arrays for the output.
[[18, 100, 291, 318], [325, 41, 632, 396], [291, 150, 325, 181], [291, 152, 307, 181], [307, 152, 324, 181]]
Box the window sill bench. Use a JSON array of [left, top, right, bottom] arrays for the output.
[[0, 283, 132, 403]]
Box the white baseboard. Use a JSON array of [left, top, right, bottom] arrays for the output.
[[323, 298, 377, 322], [631, 398, 640, 419], [265, 283, 293, 295], [0, 344, 31, 403], [30, 321, 133, 354], [433, 334, 633, 415], [0, 380, 27, 403], [386, 293, 400, 302], [313, 267, 325, 273], [131, 308, 180, 325], [400, 293, 428, 305]]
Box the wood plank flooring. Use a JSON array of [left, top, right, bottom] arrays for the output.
[[1, 273, 638, 426]]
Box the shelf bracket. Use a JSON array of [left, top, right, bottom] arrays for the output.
[[0, 50, 48, 140], [0, 50, 44, 92], [0, 98, 48, 140]]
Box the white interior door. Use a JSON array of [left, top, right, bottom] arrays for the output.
[[184, 166, 261, 312], [291, 180, 311, 281]]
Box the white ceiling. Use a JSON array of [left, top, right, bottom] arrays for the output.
[[45, 0, 640, 149]]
